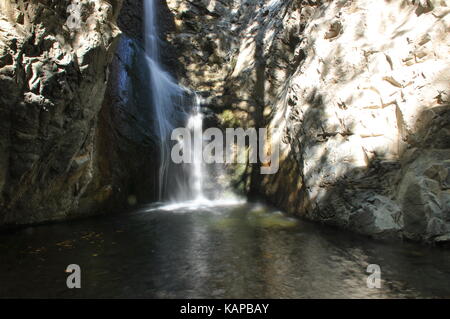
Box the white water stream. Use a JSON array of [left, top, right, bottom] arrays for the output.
[[144, 0, 241, 207]]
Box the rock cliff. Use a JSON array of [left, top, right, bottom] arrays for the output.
[[0, 0, 123, 225], [1, 0, 449, 245], [165, 0, 450, 243]]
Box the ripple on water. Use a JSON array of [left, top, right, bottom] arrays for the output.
[[0, 202, 450, 298]]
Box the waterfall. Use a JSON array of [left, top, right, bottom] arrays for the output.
[[186, 95, 205, 201], [144, 0, 242, 207], [144, 0, 179, 200], [144, 0, 205, 202]]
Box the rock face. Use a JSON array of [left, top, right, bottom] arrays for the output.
[[0, 0, 123, 225], [1, 0, 449, 245], [89, 0, 161, 211], [165, 0, 450, 243]]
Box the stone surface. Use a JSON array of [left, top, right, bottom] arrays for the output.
[[165, 0, 450, 243], [89, 0, 161, 212], [1, 0, 449, 245], [0, 0, 123, 225]]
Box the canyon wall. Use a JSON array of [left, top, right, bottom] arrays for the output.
[[166, 0, 450, 243], [0, 0, 123, 225], [1, 0, 449, 245], [89, 0, 163, 213]]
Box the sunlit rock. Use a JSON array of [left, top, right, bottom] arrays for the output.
[[166, 0, 450, 243]]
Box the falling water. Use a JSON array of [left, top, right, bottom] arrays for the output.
[[144, 0, 178, 199], [144, 0, 205, 202], [144, 0, 243, 207], [186, 95, 205, 201]]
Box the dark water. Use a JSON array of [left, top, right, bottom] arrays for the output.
[[1, 202, 450, 298]]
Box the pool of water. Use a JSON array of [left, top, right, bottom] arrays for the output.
[[1, 202, 450, 298]]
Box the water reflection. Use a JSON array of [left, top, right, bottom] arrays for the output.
[[0, 203, 450, 298]]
